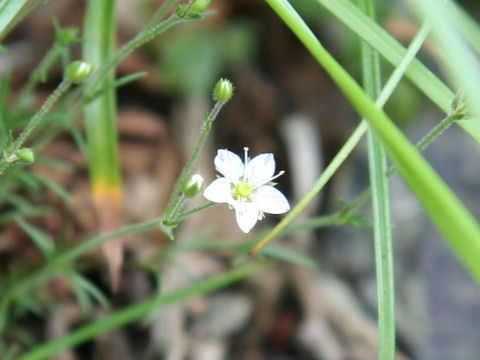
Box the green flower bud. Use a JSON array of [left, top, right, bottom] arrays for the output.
[[18, 148, 35, 164], [53, 18, 81, 46], [213, 78, 234, 102], [190, 0, 212, 14], [65, 60, 94, 83], [183, 174, 205, 198]]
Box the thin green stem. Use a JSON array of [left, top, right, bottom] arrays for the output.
[[416, 112, 459, 153], [163, 100, 226, 223], [17, 261, 269, 360], [178, 202, 215, 220], [83, 13, 183, 96], [357, 0, 395, 358], [0, 79, 71, 175]]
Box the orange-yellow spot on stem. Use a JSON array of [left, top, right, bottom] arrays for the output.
[[92, 180, 123, 292]]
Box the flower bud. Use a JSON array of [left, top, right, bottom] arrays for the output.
[[18, 148, 35, 164], [183, 174, 204, 198], [213, 78, 234, 102], [189, 0, 212, 14], [65, 60, 94, 83]]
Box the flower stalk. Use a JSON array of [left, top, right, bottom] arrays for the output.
[[162, 80, 234, 233], [0, 78, 72, 175]]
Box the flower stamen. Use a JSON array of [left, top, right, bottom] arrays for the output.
[[243, 147, 249, 180], [233, 180, 253, 200]]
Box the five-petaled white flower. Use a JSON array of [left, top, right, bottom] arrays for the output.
[[203, 147, 290, 233]]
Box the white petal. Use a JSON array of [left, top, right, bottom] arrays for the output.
[[203, 178, 233, 204], [246, 153, 275, 187], [253, 185, 290, 214], [233, 201, 260, 233], [214, 149, 244, 182]]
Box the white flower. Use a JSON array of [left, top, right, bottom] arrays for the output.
[[203, 147, 290, 233]]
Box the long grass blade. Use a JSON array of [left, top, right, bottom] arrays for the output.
[[83, 0, 123, 290], [356, 0, 395, 358]]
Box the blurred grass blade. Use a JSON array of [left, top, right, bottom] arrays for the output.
[[316, 0, 480, 146], [68, 272, 110, 310], [256, 245, 317, 268], [18, 261, 269, 360], [0, 0, 40, 41], [407, 0, 480, 131], [84, 71, 148, 105], [31, 173, 72, 203], [317, 0, 452, 110], [15, 217, 55, 258], [83, 0, 123, 290], [447, 1, 480, 55], [264, 0, 480, 284]]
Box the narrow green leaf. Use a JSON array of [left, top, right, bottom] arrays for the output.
[[257, 245, 317, 268], [31, 173, 72, 203], [68, 272, 109, 309], [84, 71, 148, 105], [15, 217, 55, 258], [69, 272, 93, 315]]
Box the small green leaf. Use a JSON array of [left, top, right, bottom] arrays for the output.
[[83, 72, 148, 105], [32, 173, 72, 203], [15, 217, 55, 258], [68, 272, 109, 310], [258, 245, 318, 268]]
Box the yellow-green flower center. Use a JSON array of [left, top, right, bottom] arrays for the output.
[[233, 181, 253, 200]]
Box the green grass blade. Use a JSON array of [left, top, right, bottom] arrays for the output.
[[356, 0, 395, 358], [264, 0, 480, 284], [17, 261, 269, 360], [83, 0, 121, 197], [83, 0, 122, 287], [317, 0, 452, 111]]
